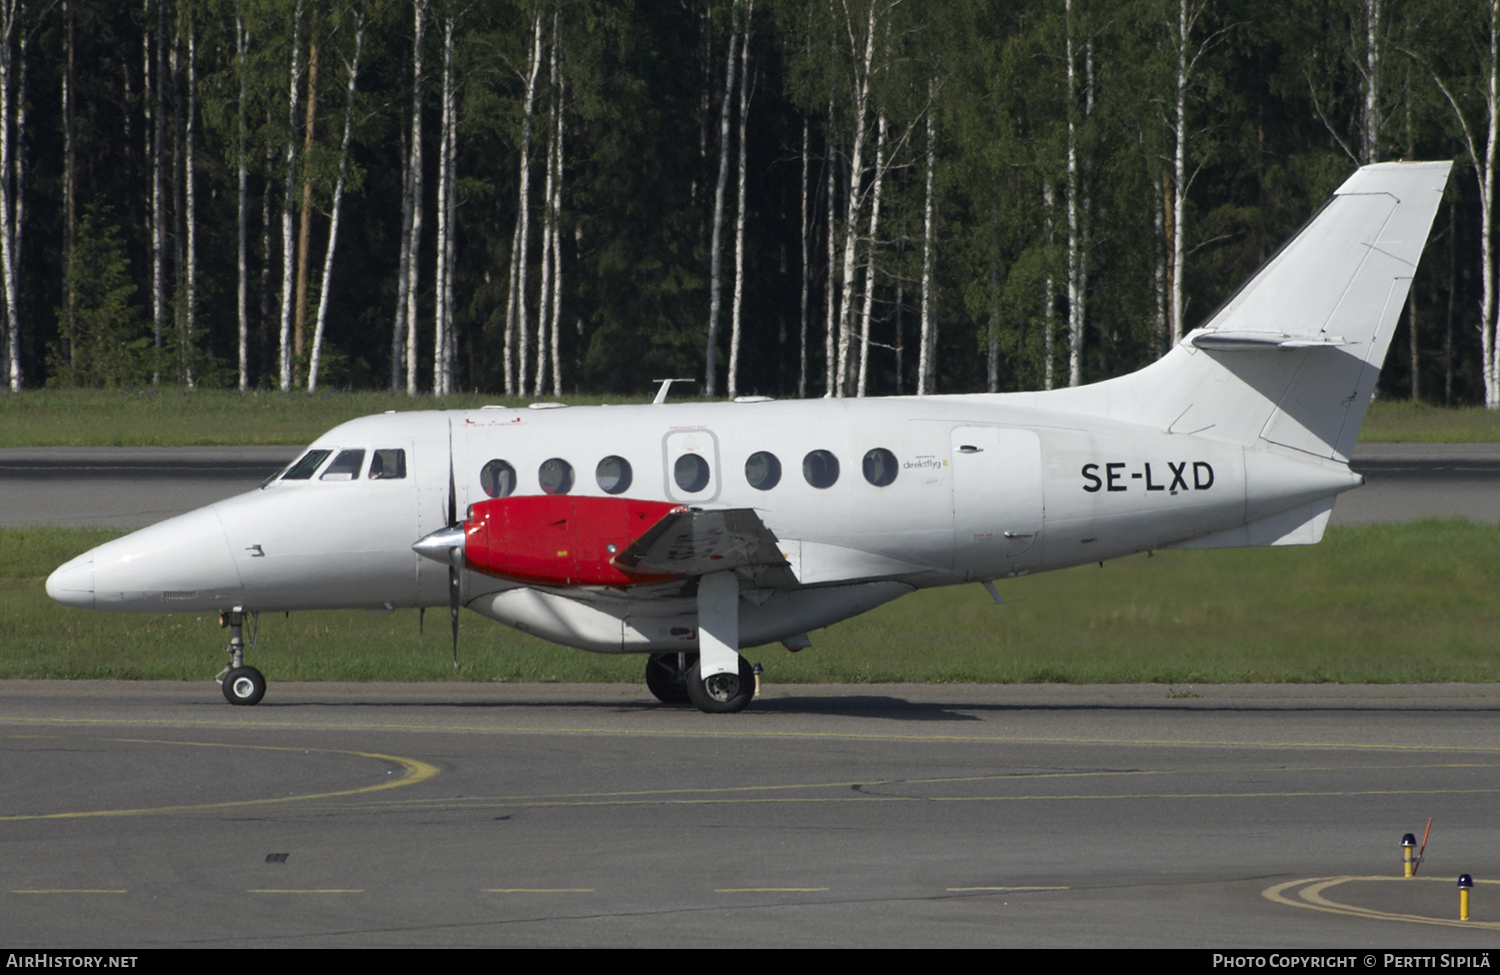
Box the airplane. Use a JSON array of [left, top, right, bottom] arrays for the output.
[[45, 160, 1451, 713]]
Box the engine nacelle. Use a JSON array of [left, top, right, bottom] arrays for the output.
[[464, 495, 684, 586]]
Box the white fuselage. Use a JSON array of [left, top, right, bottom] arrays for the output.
[[45, 394, 1360, 654]]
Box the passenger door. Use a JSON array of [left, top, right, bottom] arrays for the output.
[[950, 426, 1044, 578]]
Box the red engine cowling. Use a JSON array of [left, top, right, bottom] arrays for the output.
[[464, 495, 684, 586]]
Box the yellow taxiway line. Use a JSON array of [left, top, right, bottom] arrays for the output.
[[1264, 875, 1500, 930], [0, 736, 438, 822]]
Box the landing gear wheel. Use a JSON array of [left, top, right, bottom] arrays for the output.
[[685, 655, 755, 714], [645, 652, 694, 705], [222, 665, 266, 706]]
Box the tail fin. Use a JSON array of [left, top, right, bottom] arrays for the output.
[[1041, 161, 1451, 462]]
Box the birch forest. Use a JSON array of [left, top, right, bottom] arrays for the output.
[[6, 0, 1500, 404]]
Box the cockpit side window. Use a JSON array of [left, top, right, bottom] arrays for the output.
[[368, 448, 407, 480], [321, 449, 366, 481], [281, 449, 333, 481]]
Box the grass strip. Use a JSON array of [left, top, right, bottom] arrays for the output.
[[0, 390, 1497, 447], [0, 389, 649, 447], [3, 520, 1497, 684]]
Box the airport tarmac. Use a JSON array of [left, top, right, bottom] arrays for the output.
[[3, 443, 1497, 946], [0, 442, 1495, 528], [3, 680, 1500, 948]]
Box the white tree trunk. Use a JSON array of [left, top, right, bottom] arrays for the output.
[[443, 20, 459, 396], [0, 0, 18, 392], [706, 0, 741, 397], [857, 112, 885, 398], [308, 14, 363, 394], [404, 0, 427, 396], [151, 0, 165, 383], [918, 86, 935, 397], [432, 12, 453, 397], [824, 98, 836, 397], [1171, 0, 1188, 343], [836, 1, 876, 397], [277, 0, 305, 392], [1429, 0, 1498, 406], [727, 1, 753, 400], [535, 37, 557, 399], [550, 37, 565, 397], [514, 10, 542, 396]]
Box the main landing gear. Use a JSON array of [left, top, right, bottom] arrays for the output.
[[215, 607, 266, 706], [644, 651, 756, 714]]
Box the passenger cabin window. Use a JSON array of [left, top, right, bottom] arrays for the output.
[[320, 449, 366, 481], [862, 448, 898, 487], [480, 459, 517, 498], [539, 458, 574, 495], [803, 450, 840, 489], [596, 456, 632, 494], [674, 454, 711, 493], [745, 451, 781, 491], [281, 449, 332, 481], [368, 448, 407, 480]]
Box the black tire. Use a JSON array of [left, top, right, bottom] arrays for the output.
[[222, 665, 266, 706], [644, 652, 694, 705], [684, 655, 755, 714]]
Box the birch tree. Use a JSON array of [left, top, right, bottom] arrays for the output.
[[308, 11, 365, 393], [277, 0, 305, 391], [506, 7, 542, 396], [0, 0, 23, 391], [1408, 0, 1499, 406], [705, 0, 740, 397], [433, 8, 455, 397], [727, 0, 754, 399]]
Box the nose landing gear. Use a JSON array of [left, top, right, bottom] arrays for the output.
[[214, 607, 266, 706]]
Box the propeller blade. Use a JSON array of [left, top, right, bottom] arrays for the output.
[[449, 560, 460, 670]]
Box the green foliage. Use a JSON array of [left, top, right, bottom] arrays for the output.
[[4, 0, 1493, 402], [48, 207, 151, 389]]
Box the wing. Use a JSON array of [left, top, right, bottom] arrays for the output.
[[612, 507, 799, 591]]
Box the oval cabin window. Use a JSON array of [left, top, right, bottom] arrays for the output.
[[862, 448, 898, 487], [802, 450, 840, 489], [480, 459, 517, 498], [745, 451, 781, 491], [674, 453, 711, 493], [538, 458, 574, 495], [596, 456, 633, 494]]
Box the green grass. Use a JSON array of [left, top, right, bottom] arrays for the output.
[[0, 390, 1496, 446], [0, 389, 651, 447], [1358, 400, 1500, 443], [5, 520, 1499, 684]]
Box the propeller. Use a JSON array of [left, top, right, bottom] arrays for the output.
[[446, 433, 461, 669], [413, 431, 464, 670]]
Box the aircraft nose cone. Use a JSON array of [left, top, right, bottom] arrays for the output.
[[46, 553, 95, 610]]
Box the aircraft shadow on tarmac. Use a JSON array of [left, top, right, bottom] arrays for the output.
[[210, 692, 1500, 721]]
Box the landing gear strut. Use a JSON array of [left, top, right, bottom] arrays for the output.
[[215, 607, 266, 706]]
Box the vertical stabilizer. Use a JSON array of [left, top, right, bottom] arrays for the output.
[[1037, 161, 1451, 462]]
